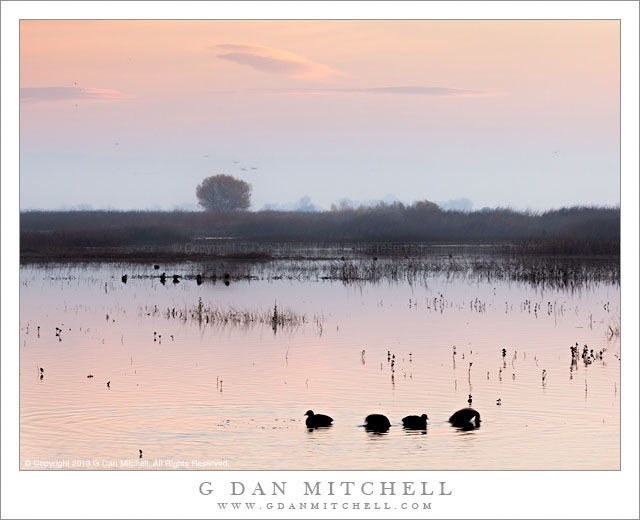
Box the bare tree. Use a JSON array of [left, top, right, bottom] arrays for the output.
[[196, 175, 251, 211]]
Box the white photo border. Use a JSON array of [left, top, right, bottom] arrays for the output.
[[2, 2, 638, 519]]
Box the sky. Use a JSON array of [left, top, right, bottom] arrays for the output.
[[19, 20, 620, 211]]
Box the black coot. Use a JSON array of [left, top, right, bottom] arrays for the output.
[[402, 414, 428, 429], [365, 414, 391, 432], [305, 410, 333, 428], [449, 408, 481, 428]]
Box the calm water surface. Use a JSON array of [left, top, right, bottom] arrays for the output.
[[20, 261, 620, 470]]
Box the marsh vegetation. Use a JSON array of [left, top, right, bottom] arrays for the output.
[[20, 205, 619, 261]]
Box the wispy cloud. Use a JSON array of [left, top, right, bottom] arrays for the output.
[[213, 43, 338, 81], [214, 86, 505, 98], [20, 87, 131, 103]]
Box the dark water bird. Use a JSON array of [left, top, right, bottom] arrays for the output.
[[402, 414, 428, 430], [87, 374, 93, 378], [467, 394, 473, 405], [305, 410, 333, 428], [496, 398, 502, 406], [106, 381, 111, 389], [154, 264, 160, 270], [139, 449, 143, 458], [224, 273, 231, 280], [196, 274, 203, 285], [159, 272, 167, 284], [172, 274, 181, 283], [121, 274, 128, 284], [365, 414, 391, 432], [449, 408, 481, 429]]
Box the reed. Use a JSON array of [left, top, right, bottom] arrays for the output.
[[141, 298, 316, 332]]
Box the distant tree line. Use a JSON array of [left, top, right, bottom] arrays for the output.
[[20, 203, 620, 258]]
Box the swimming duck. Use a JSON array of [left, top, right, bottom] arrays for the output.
[[449, 408, 480, 428], [365, 414, 391, 432], [401, 414, 428, 429], [304, 410, 333, 428]]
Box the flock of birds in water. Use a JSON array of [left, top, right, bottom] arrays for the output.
[[305, 408, 480, 432], [120, 265, 230, 287]]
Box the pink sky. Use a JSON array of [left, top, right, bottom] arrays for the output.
[[20, 20, 620, 210]]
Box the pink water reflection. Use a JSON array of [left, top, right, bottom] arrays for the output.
[[20, 264, 620, 470]]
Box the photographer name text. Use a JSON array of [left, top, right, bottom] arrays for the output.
[[199, 480, 452, 496]]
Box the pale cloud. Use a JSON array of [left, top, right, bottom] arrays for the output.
[[214, 43, 338, 81], [214, 86, 505, 98], [20, 87, 130, 103]]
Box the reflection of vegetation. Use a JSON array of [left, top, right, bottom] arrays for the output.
[[208, 256, 619, 290], [606, 312, 620, 339], [141, 298, 320, 333], [21, 205, 619, 259], [24, 254, 619, 291]]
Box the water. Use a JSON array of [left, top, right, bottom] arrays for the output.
[[20, 261, 620, 470]]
